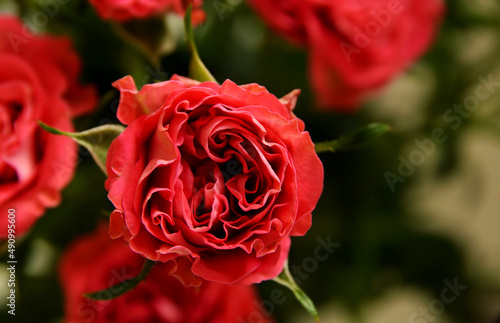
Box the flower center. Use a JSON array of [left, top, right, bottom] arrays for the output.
[[219, 158, 243, 182]]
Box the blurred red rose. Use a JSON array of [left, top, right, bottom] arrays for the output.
[[0, 15, 97, 239], [106, 75, 323, 286], [89, 0, 205, 23], [59, 224, 274, 323], [249, 0, 445, 111]]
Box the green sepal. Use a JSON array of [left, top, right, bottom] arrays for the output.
[[38, 122, 125, 175], [84, 259, 156, 301], [315, 123, 391, 153], [184, 4, 218, 83], [273, 260, 320, 322]]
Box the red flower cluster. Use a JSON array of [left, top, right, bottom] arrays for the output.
[[249, 0, 445, 110], [0, 16, 97, 238], [89, 0, 205, 23], [59, 224, 273, 323], [106, 75, 324, 286]]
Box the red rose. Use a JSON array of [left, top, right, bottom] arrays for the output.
[[0, 15, 97, 239], [106, 75, 323, 286], [89, 0, 205, 23], [249, 0, 444, 110], [59, 224, 274, 323]]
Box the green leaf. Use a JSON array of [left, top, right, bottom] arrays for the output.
[[184, 4, 218, 83], [315, 123, 392, 153], [273, 260, 320, 322], [84, 259, 156, 301], [38, 122, 125, 174]]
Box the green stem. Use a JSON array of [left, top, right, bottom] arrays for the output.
[[184, 4, 218, 83], [273, 260, 320, 322]]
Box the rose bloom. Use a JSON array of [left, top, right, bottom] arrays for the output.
[[59, 224, 274, 323], [249, 0, 444, 110], [106, 75, 323, 286], [89, 0, 205, 23], [0, 15, 97, 239]]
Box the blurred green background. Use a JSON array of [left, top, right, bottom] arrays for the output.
[[1, 0, 500, 322]]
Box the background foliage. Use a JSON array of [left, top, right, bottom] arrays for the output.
[[1, 0, 500, 322]]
